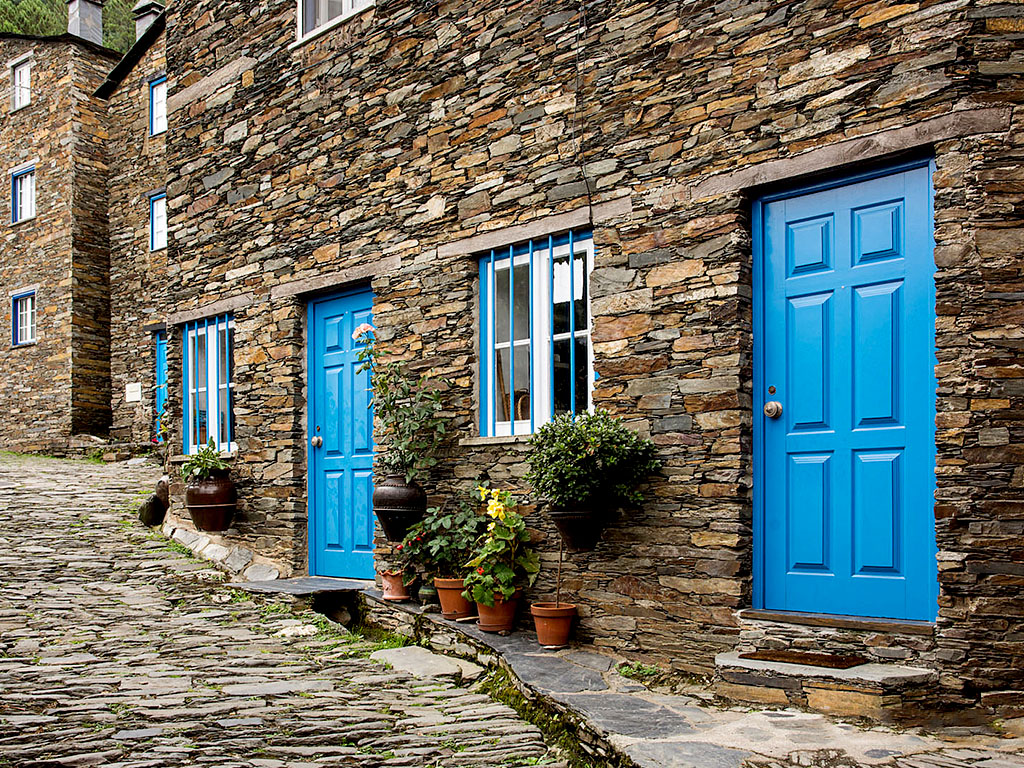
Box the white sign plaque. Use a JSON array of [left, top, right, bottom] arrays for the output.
[[125, 382, 143, 403]]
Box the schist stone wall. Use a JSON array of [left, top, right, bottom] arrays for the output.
[[161, 0, 1022, 704], [0, 38, 118, 453], [107, 31, 168, 445]]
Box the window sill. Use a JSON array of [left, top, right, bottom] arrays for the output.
[[459, 435, 532, 447], [10, 215, 36, 227], [150, 246, 168, 253], [169, 451, 238, 464], [9, 103, 30, 114], [150, 129, 166, 138], [289, 5, 372, 50], [10, 340, 36, 349]]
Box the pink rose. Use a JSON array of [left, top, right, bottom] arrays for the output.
[[351, 323, 375, 340]]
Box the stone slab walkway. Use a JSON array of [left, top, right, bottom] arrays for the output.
[[364, 594, 1024, 768], [0, 455, 564, 768]]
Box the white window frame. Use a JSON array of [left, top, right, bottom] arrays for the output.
[[10, 57, 31, 111], [296, 0, 374, 43], [11, 165, 35, 223], [183, 316, 236, 454], [480, 232, 595, 437], [150, 193, 167, 251], [149, 77, 167, 135], [12, 291, 35, 345]]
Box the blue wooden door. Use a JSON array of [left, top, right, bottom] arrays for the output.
[[755, 164, 937, 621], [154, 331, 168, 442], [308, 289, 375, 579]]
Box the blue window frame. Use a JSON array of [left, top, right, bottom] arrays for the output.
[[11, 166, 35, 223], [154, 331, 168, 442], [149, 76, 167, 136], [182, 315, 235, 453], [11, 291, 35, 346], [150, 192, 167, 250], [478, 229, 594, 437]]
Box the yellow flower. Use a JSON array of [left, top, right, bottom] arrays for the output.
[[477, 486, 488, 501]]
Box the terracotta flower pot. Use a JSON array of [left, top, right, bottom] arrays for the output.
[[381, 570, 410, 601], [531, 602, 577, 648], [548, 508, 605, 551], [476, 591, 521, 633], [373, 475, 427, 542], [185, 472, 236, 532], [434, 577, 475, 620]]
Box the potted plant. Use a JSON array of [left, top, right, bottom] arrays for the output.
[[462, 488, 540, 633], [180, 439, 236, 532], [530, 539, 576, 648], [525, 410, 660, 551], [380, 549, 412, 602], [400, 490, 489, 620], [353, 323, 447, 542]]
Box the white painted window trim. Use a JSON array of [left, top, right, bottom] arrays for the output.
[[184, 318, 236, 454], [10, 165, 36, 223], [291, 0, 374, 49], [481, 236, 595, 437], [13, 292, 36, 345], [10, 56, 32, 112], [150, 194, 167, 251]]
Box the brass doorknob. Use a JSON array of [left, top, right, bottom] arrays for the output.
[[311, 436, 323, 448], [763, 401, 783, 419]]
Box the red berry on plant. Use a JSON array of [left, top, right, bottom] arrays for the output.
[[477, 567, 484, 575]]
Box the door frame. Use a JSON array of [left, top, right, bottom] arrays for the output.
[[751, 157, 937, 612], [305, 283, 375, 578]]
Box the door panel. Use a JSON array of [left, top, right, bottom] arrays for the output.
[[757, 165, 936, 621], [308, 289, 375, 579]]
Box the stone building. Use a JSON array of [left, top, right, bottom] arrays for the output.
[[154, 0, 1023, 720], [0, 6, 120, 454]]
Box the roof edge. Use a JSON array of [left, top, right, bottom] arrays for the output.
[[0, 31, 122, 60], [93, 13, 166, 100]]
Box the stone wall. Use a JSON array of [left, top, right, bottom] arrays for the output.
[[0, 38, 117, 453], [161, 0, 1023, 702], [107, 31, 168, 445]]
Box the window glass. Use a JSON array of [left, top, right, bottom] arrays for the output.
[[150, 194, 167, 250], [184, 315, 235, 453], [13, 293, 35, 345], [479, 230, 593, 436], [150, 78, 167, 135], [12, 168, 35, 223], [12, 61, 30, 110]]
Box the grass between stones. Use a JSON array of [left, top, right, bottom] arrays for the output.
[[481, 668, 619, 768]]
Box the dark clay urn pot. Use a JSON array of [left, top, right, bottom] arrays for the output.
[[372, 474, 427, 542], [185, 470, 236, 532]]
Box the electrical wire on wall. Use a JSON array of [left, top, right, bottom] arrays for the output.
[[571, 0, 596, 229]]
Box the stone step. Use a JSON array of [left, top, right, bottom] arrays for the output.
[[714, 651, 940, 723], [232, 576, 374, 595]]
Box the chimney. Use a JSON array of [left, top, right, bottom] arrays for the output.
[[132, 0, 164, 42], [66, 0, 104, 46]]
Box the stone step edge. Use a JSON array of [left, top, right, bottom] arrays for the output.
[[715, 651, 938, 688]]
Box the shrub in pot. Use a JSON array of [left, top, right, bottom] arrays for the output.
[[400, 491, 489, 620], [181, 439, 236, 533], [353, 324, 447, 542], [462, 488, 540, 633], [525, 410, 660, 551]]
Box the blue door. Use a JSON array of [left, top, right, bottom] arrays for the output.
[[755, 163, 937, 621], [308, 289, 375, 579], [154, 331, 168, 442]]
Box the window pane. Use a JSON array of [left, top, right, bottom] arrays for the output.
[[513, 263, 530, 342], [195, 332, 208, 446], [552, 251, 587, 336], [552, 337, 589, 416], [495, 347, 511, 423], [494, 266, 510, 344], [512, 344, 530, 422]]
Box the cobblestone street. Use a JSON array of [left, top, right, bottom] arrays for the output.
[[0, 455, 560, 768]]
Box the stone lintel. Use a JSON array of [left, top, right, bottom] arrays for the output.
[[166, 294, 253, 326], [270, 256, 400, 300], [690, 108, 1012, 201], [168, 56, 256, 113], [458, 434, 531, 447], [437, 196, 633, 258]]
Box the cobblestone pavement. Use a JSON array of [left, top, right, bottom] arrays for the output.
[[0, 455, 563, 768]]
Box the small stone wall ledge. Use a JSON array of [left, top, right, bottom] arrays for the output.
[[459, 435, 532, 447], [161, 514, 287, 583]]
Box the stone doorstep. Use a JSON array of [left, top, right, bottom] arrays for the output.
[[714, 651, 939, 722], [232, 576, 375, 596]]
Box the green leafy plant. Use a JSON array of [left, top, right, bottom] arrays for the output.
[[462, 488, 540, 606], [179, 439, 230, 483], [353, 324, 446, 483], [400, 490, 489, 579], [525, 410, 660, 509]]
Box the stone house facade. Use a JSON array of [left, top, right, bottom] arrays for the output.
[[0, 28, 119, 453], [153, 0, 1023, 719]]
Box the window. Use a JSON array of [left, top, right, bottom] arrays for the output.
[[478, 229, 594, 437], [150, 192, 167, 250], [183, 315, 235, 453], [300, 0, 374, 37], [11, 166, 35, 223], [149, 76, 166, 135], [11, 59, 30, 110], [12, 292, 35, 345]]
